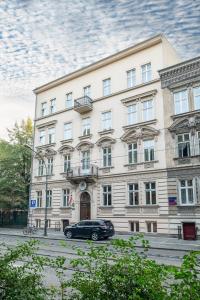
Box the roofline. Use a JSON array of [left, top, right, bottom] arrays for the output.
[[34, 34, 164, 94], [159, 55, 200, 74]]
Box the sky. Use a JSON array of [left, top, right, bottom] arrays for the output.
[[0, 0, 200, 139]]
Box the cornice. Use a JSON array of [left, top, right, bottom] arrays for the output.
[[159, 56, 200, 89], [33, 35, 163, 94], [121, 89, 157, 104], [36, 120, 57, 129]]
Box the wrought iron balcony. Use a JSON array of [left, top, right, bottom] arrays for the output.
[[74, 96, 93, 113], [66, 164, 98, 183]]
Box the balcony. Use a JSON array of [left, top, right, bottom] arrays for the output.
[[74, 96, 93, 113], [66, 164, 98, 184]]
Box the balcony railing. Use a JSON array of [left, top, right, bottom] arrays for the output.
[[74, 96, 93, 113], [66, 164, 98, 183]]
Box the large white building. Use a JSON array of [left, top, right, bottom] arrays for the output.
[[30, 34, 200, 238]]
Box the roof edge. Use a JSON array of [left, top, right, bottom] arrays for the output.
[[34, 34, 164, 94]]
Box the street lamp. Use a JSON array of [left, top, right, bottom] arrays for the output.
[[25, 144, 48, 236]]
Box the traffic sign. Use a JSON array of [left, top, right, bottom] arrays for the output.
[[30, 199, 37, 208]]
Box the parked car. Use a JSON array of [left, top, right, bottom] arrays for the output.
[[64, 219, 115, 241]]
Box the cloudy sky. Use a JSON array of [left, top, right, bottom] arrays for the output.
[[0, 0, 199, 139]]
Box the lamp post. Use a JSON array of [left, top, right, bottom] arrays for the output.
[[25, 145, 48, 236]]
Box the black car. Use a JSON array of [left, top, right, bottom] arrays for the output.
[[64, 219, 115, 241]]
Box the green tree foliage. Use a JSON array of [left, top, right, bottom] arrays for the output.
[[0, 118, 33, 209], [0, 237, 200, 299]]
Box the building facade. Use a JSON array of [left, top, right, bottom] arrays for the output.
[[30, 34, 195, 237], [159, 56, 200, 239]]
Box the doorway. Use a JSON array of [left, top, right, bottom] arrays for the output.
[[62, 219, 69, 231], [183, 222, 196, 240], [80, 192, 91, 220]]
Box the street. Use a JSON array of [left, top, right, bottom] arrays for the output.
[[0, 233, 191, 286]]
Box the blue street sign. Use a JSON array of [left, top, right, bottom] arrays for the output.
[[30, 199, 37, 208]]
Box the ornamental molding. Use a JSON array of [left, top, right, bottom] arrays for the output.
[[121, 125, 159, 143], [169, 114, 200, 136], [96, 136, 116, 147], [58, 145, 74, 154], [35, 147, 57, 158], [159, 57, 200, 89], [36, 120, 57, 129], [121, 89, 157, 105], [76, 141, 94, 151]]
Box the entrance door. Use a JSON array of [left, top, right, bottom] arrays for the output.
[[62, 219, 69, 231], [183, 223, 196, 240], [80, 192, 91, 220]]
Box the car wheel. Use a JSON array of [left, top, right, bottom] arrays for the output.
[[91, 232, 99, 241], [65, 230, 72, 239]]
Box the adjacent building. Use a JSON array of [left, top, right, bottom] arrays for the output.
[[30, 34, 199, 238]]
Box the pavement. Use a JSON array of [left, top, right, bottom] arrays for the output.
[[1, 227, 200, 251]]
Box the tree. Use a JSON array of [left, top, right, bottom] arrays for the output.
[[0, 118, 33, 209]]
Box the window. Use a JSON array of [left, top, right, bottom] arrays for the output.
[[48, 127, 55, 144], [146, 221, 157, 233], [103, 78, 111, 96], [82, 117, 91, 136], [127, 69, 136, 88], [141, 63, 151, 83], [179, 179, 194, 205], [103, 147, 112, 167], [130, 221, 139, 232], [145, 182, 156, 205], [128, 143, 137, 164], [50, 98, 56, 113], [66, 93, 73, 108], [36, 191, 42, 207], [143, 99, 153, 121], [101, 111, 112, 130], [64, 154, 71, 172], [82, 151, 90, 170], [102, 185, 112, 206], [36, 219, 41, 228], [38, 160, 44, 176], [174, 90, 188, 114], [41, 102, 47, 117], [47, 219, 51, 228], [194, 86, 200, 110], [62, 189, 70, 207], [84, 85, 91, 97], [197, 132, 200, 154], [128, 184, 139, 205], [144, 140, 154, 161], [64, 122, 72, 140], [47, 158, 53, 175], [128, 104, 137, 125], [177, 133, 190, 158], [39, 130, 45, 145], [46, 190, 52, 207]]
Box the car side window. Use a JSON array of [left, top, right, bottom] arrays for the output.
[[77, 222, 86, 226], [93, 222, 100, 226]]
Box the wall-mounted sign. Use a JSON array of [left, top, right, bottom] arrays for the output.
[[168, 197, 177, 206], [30, 199, 37, 208]]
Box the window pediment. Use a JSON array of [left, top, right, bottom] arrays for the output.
[[169, 115, 200, 135], [76, 141, 94, 151], [58, 145, 74, 154], [35, 147, 57, 158], [96, 136, 116, 147], [121, 126, 159, 143]]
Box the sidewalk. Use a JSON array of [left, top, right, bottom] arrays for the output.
[[0, 227, 200, 251]]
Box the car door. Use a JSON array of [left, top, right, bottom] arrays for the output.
[[74, 221, 85, 237]]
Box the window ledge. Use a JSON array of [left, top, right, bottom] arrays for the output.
[[98, 129, 114, 136], [36, 143, 56, 149], [34, 174, 54, 178], [79, 134, 92, 140], [123, 119, 157, 130], [143, 160, 158, 164], [99, 205, 114, 209], [60, 206, 73, 209], [125, 205, 140, 208], [125, 205, 159, 208], [177, 204, 196, 207], [61, 139, 73, 144], [172, 109, 200, 120], [99, 166, 114, 170]]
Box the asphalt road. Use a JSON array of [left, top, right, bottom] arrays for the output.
[[0, 234, 189, 287]]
